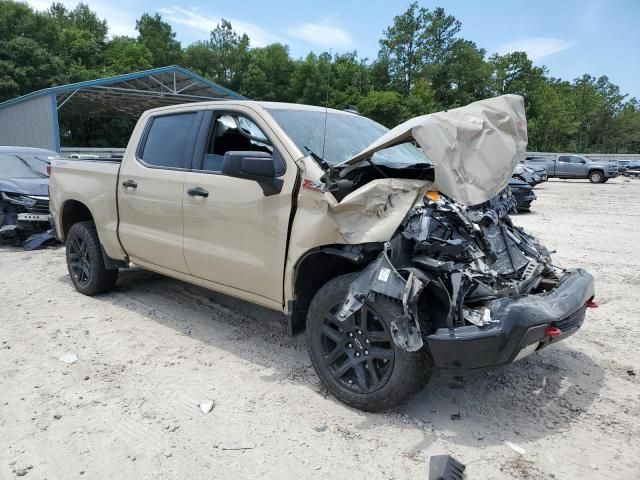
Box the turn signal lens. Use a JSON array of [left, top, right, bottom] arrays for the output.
[[586, 299, 598, 308], [544, 327, 562, 337], [426, 190, 440, 202]]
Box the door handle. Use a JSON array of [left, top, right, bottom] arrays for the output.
[[122, 179, 137, 188], [187, 186, 209, 198]]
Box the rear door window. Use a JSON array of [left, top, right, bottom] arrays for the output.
[[140, 113, 198, 169]]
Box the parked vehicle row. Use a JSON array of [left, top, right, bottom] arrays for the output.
[[524, 154, 618, 183]]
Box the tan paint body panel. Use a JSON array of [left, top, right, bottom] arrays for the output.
[[118, 162, 188, 273], [50, 96, 523, 314], [49, 158, 126, 261], [181, 103, 298, 303]]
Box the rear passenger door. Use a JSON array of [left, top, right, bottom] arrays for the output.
[[182, 107, 295, 305], [118, 111, 203, 273]]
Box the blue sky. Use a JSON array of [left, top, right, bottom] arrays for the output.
[[28, 0, 640, 99]]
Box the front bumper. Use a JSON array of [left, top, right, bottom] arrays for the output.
[[513, 190, 536, 210], [426, 269, 595, 374]]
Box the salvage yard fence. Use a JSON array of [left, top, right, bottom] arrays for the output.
[[59, 148, 640, 163]]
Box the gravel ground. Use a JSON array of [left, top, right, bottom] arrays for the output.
[[1, 178, 639, 479]]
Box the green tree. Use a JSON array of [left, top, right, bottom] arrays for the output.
[[421, 7, 461, 65], [241, 44, 294, 101], [489, 51, 544, 97], [207, 19, 250, 89], [430, 39, 491, 107], [182, 41, 215, 77], [0, 1, 64, 99], [358, 90, 406, 126], [136, 13, 181, 67], [106, 36, 153, 74], [378, 2, 429, 94], [290, 52, 332, 106]]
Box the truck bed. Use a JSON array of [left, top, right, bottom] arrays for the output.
[[50, 157, 125, 260]]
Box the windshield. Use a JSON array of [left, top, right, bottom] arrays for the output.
[[267, 108, 431, 167], [0, 154, 47, 179]]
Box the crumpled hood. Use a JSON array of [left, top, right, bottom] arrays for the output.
[[0, 177, 49, 196], [339, 94, 528, 206]]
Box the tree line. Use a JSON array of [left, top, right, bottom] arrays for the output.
[[1, 0, 638, 153]]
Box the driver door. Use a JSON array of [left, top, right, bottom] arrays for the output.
[[182, 107, 295, 305]]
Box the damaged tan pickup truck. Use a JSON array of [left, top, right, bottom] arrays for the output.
[[50, 95, 595, 411]]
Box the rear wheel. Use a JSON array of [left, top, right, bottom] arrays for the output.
[[307, 273, 431, 412], [588, 170, 605, 183], [66, 221, 118, 295]]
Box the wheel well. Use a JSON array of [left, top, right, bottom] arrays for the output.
[[589, 169, 604, 176], [289, 250, 364, 334], [61, 200, 94, 240]]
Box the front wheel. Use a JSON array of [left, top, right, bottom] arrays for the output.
[[66, 221, 118, 295], [306, 273, 431, 412], [588, 171, 605, 183]]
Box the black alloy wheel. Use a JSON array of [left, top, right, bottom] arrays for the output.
[[321, 303, 395, 393], [68, 234, 92, 286], [65, 221, 118, 295], [307, 272, 431, 412]]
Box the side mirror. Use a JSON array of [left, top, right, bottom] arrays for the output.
[[222, 151, 285, 196]]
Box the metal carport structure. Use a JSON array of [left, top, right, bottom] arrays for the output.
[[0, 66, 245, 152]]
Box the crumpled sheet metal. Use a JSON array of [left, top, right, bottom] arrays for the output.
[[283, 157, 431, 303], [327, 178, 431, 244], [290, 155, 431, 249], [340, 95, 528, 206]]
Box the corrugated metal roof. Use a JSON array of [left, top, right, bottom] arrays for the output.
[[0, 65, 246, 113]]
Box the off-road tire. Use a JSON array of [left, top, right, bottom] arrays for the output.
[[66, 221, 118, 295], [307, 272, 431, 412], [588, 170, 605, 183]]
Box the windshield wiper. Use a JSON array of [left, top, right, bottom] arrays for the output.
[[15, 155, 47, 178], [303, 146, 332, 171]]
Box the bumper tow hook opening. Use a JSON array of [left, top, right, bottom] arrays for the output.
[[586, 299, 599, 308], [544, 326, 562, 337]]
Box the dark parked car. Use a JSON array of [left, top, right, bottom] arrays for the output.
[[622, 160, 640, 177], [513, 164, 543, 186], [0, 146, 57, 244], [524, 163, 548, 182], [509, 178, 536, 211]]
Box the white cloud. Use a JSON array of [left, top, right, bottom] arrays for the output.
[[26, 0, 136, 37], [158, 6, 281, 47], [285, 21, 354, 49], [497, 37, 575, 61]]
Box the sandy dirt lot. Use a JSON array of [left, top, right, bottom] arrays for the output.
[[1, 178, 639, 479]]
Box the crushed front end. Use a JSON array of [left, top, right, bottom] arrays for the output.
[[0, 190, 53, 247], [335, 188, 595, 374]]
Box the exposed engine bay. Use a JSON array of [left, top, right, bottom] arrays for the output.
[[334, 186, 562, 352]]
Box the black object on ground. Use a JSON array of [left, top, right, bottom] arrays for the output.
[[23, 230, 58, 250], [429, 454, 466, 480]]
